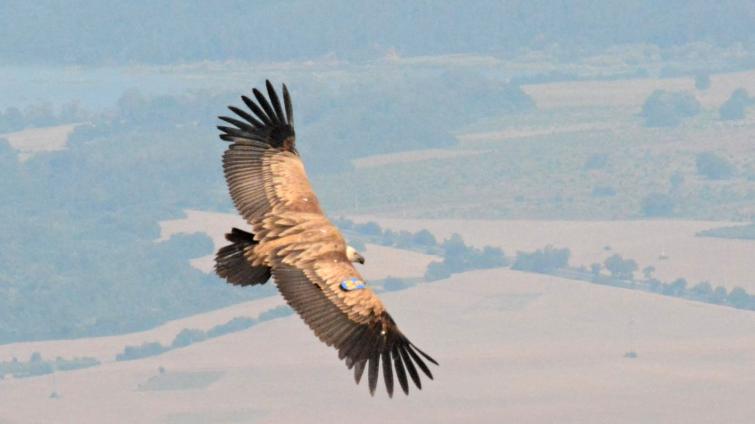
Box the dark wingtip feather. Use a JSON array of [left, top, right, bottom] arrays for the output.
[[266, 80, 285, 125], [411, 344, 439, 366], [216, 125, 248, 138], [398, 346, 422, 389], [219, 115, 254, 132], [241, 95, 272, 126], [392, 346, 410, 395], [228, 105, 263, 127], [282, 84, 294, 125], [354, 360, 367, 385], [406, 345, 434, 380], [382, 351, 394, 398], [368, 354, 379, 396], [253, 88, 279, 125]]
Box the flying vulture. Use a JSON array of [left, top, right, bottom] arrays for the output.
[[214, 80, 438, 396]]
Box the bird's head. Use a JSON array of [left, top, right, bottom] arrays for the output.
[[346, 245, 365, 265]]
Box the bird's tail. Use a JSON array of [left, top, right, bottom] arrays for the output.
[[215, 228, 271, 286]]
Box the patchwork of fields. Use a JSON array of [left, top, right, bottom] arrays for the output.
[[353, 217, 755, 292], [1, 266, 753, 423]]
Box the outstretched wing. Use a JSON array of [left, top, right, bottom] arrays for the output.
[[218, 81, 321, 225], [272, 259, 438, 397]]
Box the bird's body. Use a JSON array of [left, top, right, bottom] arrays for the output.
[[213, 81, 437, 396]]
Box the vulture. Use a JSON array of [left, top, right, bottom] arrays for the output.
[[213, 80, 438, 396]]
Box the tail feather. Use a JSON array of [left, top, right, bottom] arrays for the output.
[[215, 228, 271, 287]]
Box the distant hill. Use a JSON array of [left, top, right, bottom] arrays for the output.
[[1, 0, 754, 65]]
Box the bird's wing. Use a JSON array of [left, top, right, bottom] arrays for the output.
[[222, 142, 322, 225], [272, 256, 438, 397], [217, 81, 438, 396], [218, 81, 321, 224]]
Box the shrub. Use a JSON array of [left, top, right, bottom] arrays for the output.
[[603, 254, 638, 280], [424, 261, 451, 282], [475, 246, 507, 269], [171, 328, 207, 349], [719, 88, 752, 120], [690, 281, 713, 299], [422, 234, 507, 280], [383, 277, 411, 292], [116, 342, 168, 361], [258, 305, 293, 321], [354, 221, 381, 236], [641, 90, 701, 127], [512, 246, 570, 273], [500, 84, 536, 112], [727, 287, 751, 309], [694, 73, 711, 90], [395, 230, 415, 248], [641, 193, 674, 217], [711, 286, 728, 304], [206, 317, 256, 338], [642, 266, 656, 280], [333, 217, 354, 230], [696, 152, 735, 180], [54, 356, 100, 371], [662, 278, 687, 296], [412, 229, 437, 247], [646, 278, 663, 293], [380, 229, 397, 246]]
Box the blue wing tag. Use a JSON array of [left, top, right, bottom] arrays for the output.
[[340, 277, 366, 291]]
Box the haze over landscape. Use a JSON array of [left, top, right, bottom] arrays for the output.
[[1, 2, 754, 423]]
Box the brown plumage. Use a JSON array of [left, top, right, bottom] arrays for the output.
[[214, 80, 437, 397]]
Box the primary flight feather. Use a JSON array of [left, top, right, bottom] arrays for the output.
[[213, 80, 438, 397]]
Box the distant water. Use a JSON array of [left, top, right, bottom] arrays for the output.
[[0, 65, 231, 110]]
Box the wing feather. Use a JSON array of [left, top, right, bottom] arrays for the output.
[[266, 80, 286, 124], [392, 345, 409, 395], [253, 88, 279, 125], [282, 84, 294, 125], [271, 263, 437, 396], [381, 350, 394, 397], [354, 359, 367, 384], [222, 140, 321, 226]]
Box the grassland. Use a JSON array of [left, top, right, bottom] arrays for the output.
[[310, 68, 755, 221], [352, 217, 755, 292], [1, 123, 79, 160], [1, 266, 753, 423]]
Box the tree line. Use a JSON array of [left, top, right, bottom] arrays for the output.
[[341, 218, 755, 312]]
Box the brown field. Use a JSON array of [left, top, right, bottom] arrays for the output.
[[0, 295, 284, 363], [1, 267, 753, 423], [352, 217, 755, 292], [522, 69, 755, 111], [456, 121, 624, 144], [352, 148, 487, 169], [2, 124, 79, 160]]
